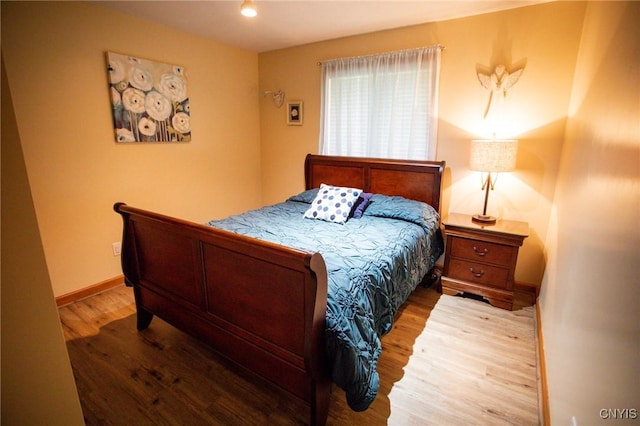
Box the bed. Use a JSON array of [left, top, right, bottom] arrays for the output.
[[114, 154, 445, 425]]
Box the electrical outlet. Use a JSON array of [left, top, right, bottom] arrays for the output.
[[112, 242, 122, 256]]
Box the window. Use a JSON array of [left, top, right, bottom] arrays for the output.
[[319, 46, 442, 160]]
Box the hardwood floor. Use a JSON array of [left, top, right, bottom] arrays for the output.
[[59, 284, 538, 425]]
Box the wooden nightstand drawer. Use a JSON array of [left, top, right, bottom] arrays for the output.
[[449, 237, 514, 267], [447, 258, 510, 289]]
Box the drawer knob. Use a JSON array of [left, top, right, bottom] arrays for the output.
[[469, 267, 485, 278], [473, 246, 489, 256]]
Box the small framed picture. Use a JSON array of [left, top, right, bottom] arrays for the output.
[[287, 100, 303, 125]]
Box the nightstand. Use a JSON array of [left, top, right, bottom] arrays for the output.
[[441, 213, 528, 310]]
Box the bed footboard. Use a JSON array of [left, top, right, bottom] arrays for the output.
[[114, 203, 331, 425]]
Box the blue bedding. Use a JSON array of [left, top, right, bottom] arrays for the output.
[[207, 190, 443, 411]]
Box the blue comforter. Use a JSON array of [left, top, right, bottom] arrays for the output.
[[207, 190, 443, 411]]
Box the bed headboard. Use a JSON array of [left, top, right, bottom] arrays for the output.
[[305, 154, 445, 214]]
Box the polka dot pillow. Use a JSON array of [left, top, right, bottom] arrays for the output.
[[304, 184, 362, 224]]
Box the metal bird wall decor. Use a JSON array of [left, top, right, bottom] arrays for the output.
[[477, 64, 524, 119]]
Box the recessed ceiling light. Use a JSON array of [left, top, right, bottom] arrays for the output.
[[240, 0, 257, 17]]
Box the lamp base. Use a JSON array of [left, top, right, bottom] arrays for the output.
[[472, 214, 497, 225]]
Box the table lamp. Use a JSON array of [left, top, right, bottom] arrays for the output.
[[469, 139, 518, 224]]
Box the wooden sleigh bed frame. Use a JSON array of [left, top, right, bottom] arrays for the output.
[[114, 154, 445, 425]]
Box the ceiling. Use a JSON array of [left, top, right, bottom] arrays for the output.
[[96, 1, 547, 53]]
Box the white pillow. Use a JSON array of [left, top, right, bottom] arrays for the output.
[[304, 184, 362, 224]]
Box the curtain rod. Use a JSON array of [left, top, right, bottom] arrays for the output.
[[317, 44, 445, 66]]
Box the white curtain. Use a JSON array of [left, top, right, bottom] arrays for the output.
[[319, 46, 442, 160]]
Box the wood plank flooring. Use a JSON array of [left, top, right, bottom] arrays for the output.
[[59, 285, 538, 425]]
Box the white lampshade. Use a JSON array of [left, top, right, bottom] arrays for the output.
[[470, 139, 518, 172], [240, 0, 257, 17]]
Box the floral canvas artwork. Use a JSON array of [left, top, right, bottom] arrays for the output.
[[106, 52, 191, 142]]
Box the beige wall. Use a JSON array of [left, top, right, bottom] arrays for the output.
[[258, 1, 587, 286], [1, 0, 587, 295], [1, 56, 85, 425], [2, 2, 263, 296], [540, 2, 640, 424]]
